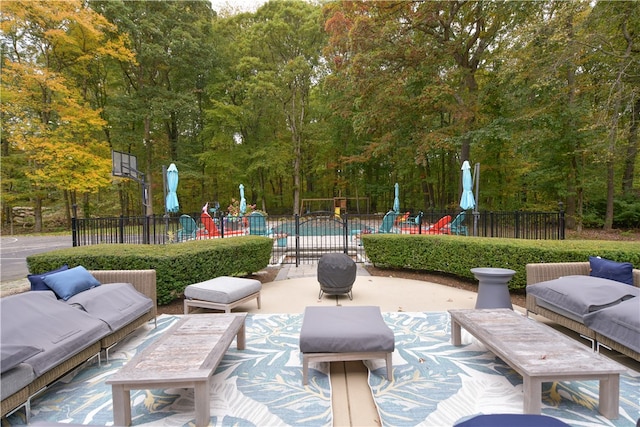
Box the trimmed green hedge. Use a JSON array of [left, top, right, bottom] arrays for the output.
[[362, 234, 640, 291], [26, 236, 273, 305]]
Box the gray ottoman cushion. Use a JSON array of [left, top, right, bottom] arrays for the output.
[[185, 276, 261, 304], [317, 253, 356, 294], [300, 306, 395, 353]]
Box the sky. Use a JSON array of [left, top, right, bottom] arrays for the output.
[[209, 0, 269, 14]]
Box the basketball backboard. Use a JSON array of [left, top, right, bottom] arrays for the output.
[[112, 150, 140, 180]]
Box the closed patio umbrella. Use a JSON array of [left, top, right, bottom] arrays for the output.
[[239, 184, 247, 215], [165, 163, 179, 213], [460, 160, 475, 210], [393, 183, 400, 214]]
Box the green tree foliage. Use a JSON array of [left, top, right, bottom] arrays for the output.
[[1, 0, 128, 230], [2, 0, 638, 231], [204, 0, 326, 214], [582, 1, 640, 230], [90, 0, 217, 215], [322, 1, 538, 211]]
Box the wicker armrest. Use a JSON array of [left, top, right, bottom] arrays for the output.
[[526, 262, 640, 288], [525, 262, 590, 285]]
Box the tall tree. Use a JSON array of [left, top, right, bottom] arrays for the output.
[[323, 1, 535, 210], [252, 1, 326, 215], [583, 1, 640, 229], [495, 1, 596, 229], [205, 0, 326, 215], [90, 0, 217, 215], [1, 0, 129, 229]]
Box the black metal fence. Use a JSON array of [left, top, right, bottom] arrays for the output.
[[72, 210, 565, 265]]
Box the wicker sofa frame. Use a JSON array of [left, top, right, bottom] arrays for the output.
[[525, 262, 640, 362], [1, 269, 157, 420]]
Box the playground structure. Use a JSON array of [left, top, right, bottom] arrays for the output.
[[300, 197, 370, 218]]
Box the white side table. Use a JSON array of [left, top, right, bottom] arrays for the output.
[[471, 267, 516, 309]]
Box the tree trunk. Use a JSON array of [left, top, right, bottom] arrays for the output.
[[622, 96, 639, 196], [563, 13, 579, 231], [604, 19, 633, 230], [64, 190, 71, 227], [33, 196, 42, 233], [144, 116, 153, 216], [167, 111, 179, 161]]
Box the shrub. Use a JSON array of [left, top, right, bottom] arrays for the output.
[[27, 236, 273, 305], [361, 234, 639, 291]]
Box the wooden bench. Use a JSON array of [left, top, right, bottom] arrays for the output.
[[449, 309, 625, 419]]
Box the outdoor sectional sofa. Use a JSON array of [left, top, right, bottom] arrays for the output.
[[0, 269, 157, 420], [525, 261, 640, 362]]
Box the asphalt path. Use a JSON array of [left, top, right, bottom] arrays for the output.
[[1, 235, 73, 282]]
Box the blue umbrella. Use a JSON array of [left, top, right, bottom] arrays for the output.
[[393, 183, 400, 213], [239, 184, 247, 215], [165, 163, 179, 213], [460, 160, 475, 210]]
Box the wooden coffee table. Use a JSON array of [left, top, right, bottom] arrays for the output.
[[106, 313, 246, 427], [449, 309, 625, 419]]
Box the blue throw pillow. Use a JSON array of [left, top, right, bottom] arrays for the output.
[[589, 256, 634, 286], [43, 266, 101, 301], [27, 264, 69, 291]]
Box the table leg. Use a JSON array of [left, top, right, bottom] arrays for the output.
[[385, 353, 393, 381], [111, 385, 131, 426], [522, 376, 542, 414], [451, 318, 462, 346], [598, 374, 620, 419], [302, 354, 309, 385], [194, 380, 211, 427], [237, 321, 246, 350]]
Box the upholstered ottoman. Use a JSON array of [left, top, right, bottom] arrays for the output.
[[317, 253, 357, 300], [299, 306, 394, 385], [183, 276, 261, 314]]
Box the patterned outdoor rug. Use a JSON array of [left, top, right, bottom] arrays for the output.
[[6, 314, 332, 426], [366, 312, 640, 427]]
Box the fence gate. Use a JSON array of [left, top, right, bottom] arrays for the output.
[[269, 213, 368, 266]]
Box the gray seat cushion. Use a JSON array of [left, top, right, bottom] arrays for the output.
[[1, 344, 42, 374], [184, 276, 261, 304], [0, 291, 110, 376], [65, 283, 154, 331], [526, 275, 639, 320], [584, 297, 640, 353], [0, 363, 35, 401], [300, 306, 395, 353]]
